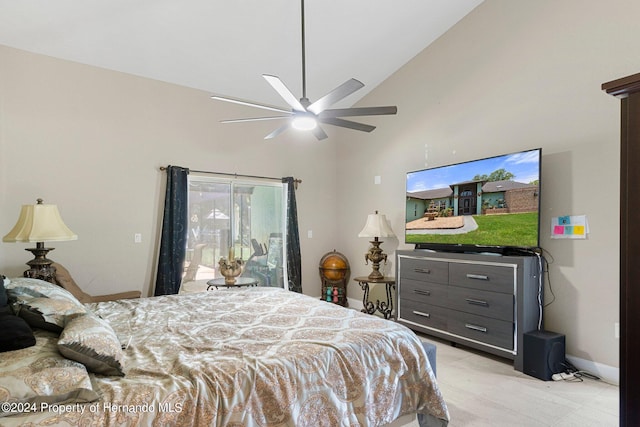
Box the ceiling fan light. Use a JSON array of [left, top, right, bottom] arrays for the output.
[[292, 115, 317, 131]]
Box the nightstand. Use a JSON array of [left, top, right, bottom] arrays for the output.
[[353, 276, 395, 319]]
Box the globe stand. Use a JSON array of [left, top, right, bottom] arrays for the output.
[[318, 250, 350, 307]]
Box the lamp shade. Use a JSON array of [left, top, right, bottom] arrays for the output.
[[3, 202, 77, 243], [358, 211, 396, 238]]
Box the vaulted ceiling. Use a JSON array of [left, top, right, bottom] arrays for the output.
[[0, 0, 482, 108]]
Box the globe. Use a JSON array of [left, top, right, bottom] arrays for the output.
[[319, 250, 350, 281]]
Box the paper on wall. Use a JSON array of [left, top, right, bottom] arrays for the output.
[[550, 215, 589, 239]]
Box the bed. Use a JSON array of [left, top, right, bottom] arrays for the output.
[[1, 277, 449, 426]]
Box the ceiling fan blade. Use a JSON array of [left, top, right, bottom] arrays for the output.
[[307, 78, 365, 115], [264, 123, 291, 140], [211, 95, 292, 114], [221, 116, 291, 124], [320, 117, 376, 133], [311, 125, 328, 141], [319, 106, 398, 118], [263, 75, 306, 112]]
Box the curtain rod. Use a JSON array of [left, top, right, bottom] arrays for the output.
[[159, 166, 301, 189]]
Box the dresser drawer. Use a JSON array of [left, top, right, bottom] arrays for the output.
[[447, 286, 514, 322], [449, 262, 514, 294], [399, 279, 448, 305], [447, 310, 514, 350], [398, 299, 448, 331], [399, 257, 448, 284]]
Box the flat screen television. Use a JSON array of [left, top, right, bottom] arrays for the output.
[[405, 148, 541, 254]]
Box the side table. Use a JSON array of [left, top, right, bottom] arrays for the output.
[[353, 276, 396, 320], [207, 277, 259, 290]]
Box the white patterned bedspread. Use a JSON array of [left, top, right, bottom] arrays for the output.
[[2, 287, 449, 426]]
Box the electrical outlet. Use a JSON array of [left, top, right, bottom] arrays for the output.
[[307, 230, 313, 239], [134, 233, 142, 243]]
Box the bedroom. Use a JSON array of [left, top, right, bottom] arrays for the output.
[[0, 0, 636, 425]]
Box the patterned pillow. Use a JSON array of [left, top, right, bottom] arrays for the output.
[[58, 313, 125, 376], [0, 331, 99, 417], [5, 277, 87, 333]]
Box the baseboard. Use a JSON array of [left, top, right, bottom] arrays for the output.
[[347, 296, 364, 311], [566, 354, 619, 385]]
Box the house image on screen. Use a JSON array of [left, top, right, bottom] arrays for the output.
[[406, 179, 539, 223]]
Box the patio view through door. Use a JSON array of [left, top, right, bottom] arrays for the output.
[[183, 175, 287, 288]]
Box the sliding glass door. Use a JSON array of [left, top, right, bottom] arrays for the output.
[[184, 175, 286, 287]]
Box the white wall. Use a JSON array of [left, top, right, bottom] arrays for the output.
[[335, 0, 640, 372], [0, 44, 339, 298]]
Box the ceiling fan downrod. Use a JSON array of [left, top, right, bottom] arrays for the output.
[[300, 0, 307, 101]]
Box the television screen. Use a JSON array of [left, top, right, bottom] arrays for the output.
[[405, 148, 541, 252]]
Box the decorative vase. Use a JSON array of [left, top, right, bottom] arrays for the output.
[[218, 257, 244, 284]]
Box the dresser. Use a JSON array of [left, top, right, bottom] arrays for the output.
[[396, 250, 542, 371]]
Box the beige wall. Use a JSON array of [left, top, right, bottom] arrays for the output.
[[1, 0, 636, 376], [0, 44, 339, 298], [336, 0, 640, 373]]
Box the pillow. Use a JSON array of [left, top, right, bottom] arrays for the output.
[[58, 313, 125, 376], [0, 332, 99, 417], [0, 313, 36, 353], [5, 277, 87, 333]]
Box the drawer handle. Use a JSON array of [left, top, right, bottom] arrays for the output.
[[465, 298, 489, 307], [466, 273, 489, 281], [413, 268, 431, 274], [465, 323, 488, 333], [412, 310, 431, 318], [414, 289, 431, 296]]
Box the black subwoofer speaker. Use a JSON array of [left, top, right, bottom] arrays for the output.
[[523, 330, 565, 381]]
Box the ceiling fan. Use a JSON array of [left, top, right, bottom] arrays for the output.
[[211, 0, 397, 141]]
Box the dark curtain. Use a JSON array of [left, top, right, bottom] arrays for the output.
[[282, 177, 302, 293], [154, 166, 189, 296]]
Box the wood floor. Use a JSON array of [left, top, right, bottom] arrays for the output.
[[416, 334, 618, 426]]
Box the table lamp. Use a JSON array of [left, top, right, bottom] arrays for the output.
[[3, 198, 77, 283], [358, 210, 395, 280]]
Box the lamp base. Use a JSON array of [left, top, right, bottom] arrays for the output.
[[365, 238, 387, 281], [23, 246, 57, 283], [367, 269, 384, 281]]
